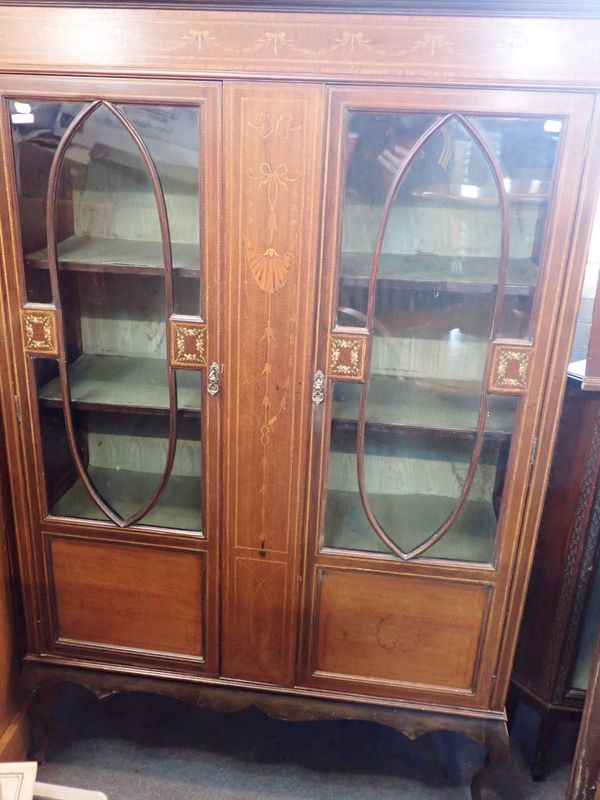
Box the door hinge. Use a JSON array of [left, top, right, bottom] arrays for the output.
[[14, 395, 21, 424], [529, 436, 538, 469]]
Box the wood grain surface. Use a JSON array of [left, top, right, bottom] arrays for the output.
[[221, 82, 324, 686]]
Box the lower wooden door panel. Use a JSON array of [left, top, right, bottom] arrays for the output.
[[42, 533, 213, 674], [301, 567, 492, 703]]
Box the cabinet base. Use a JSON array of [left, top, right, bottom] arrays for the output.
[[21, 662, 509, 799]]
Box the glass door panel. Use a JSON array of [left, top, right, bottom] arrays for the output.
[[11, 99, 205, 531], [323, 106, 563, 563], [572, 564, 600, 692], [472, 116, 561, 339]]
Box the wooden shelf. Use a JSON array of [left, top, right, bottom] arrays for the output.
[[25, 235, 200, 277], [324, 490, 496, 562], [331, 375, 515, 439], [50, 466, 202, 531], [38, 353, 201, 414], [339, 252, 537, 295]]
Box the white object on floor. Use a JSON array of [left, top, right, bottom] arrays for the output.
[[33, 783, 106, 800], [0, 762, 37, 800]]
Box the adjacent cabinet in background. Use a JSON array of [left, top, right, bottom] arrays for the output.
[[1, 4, 600, 796], [511, 362, 600, 781]]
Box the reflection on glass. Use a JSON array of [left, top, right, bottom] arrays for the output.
[[472, 116, 560, 338], [10, 100, 86, 303], [10, 100, 201, 314], [337, 112, 561, 337]]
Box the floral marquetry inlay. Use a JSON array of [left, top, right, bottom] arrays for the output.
[[21, 307, 58, 356], [328, 333, 368, 382], [489, 342, 532, 394], [169, 319, 207, 369]]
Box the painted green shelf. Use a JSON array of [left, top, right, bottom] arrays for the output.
[[324, 490, 496, 563], [38, 353, 201, 414], [331, 375, 516, 439], [26, 234, 200, 277], [50, 466, 202, 531]]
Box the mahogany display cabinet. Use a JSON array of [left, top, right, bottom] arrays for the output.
[[1, 3, 600, 797]]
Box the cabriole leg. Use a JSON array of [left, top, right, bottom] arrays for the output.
[[471, 719, 510, 800]]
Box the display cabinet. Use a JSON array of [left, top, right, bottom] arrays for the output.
[[4, 82, 222, 676], [298, 86, 588, 708], [0, 4, 600, 798], [509, 362, 600, 783]]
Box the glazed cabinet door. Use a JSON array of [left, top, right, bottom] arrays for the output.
[[0, 77, 221, 675], [300, 86, 594, 709]]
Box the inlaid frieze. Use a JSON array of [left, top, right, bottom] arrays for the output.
[[3, 9, 600, 89]]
